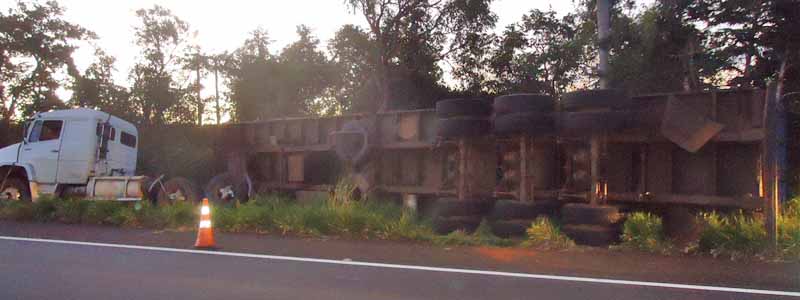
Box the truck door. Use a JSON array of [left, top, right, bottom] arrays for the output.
[[19, 119, 63, 183]]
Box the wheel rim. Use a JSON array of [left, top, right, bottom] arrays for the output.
[[0, 186, 21, 201], [169, 189, 187, 202]]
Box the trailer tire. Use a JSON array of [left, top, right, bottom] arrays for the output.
[[493, 94, 555, 115], [562, 224, 621, 246], [428, 198, 493, 218], [559, 111, 634, 135], [491, 219, 532, 238], [157, 177, 202, 206], [493, 112, 555, 136], [433, 215, 483, 234], [436, 118, 490, 138], [561, 89, 632, 111], [205, 173, 249, 205], [0, 178, 31, 202], [436, 98, 492, 118], [561, 203, 622, 226], [489, 200, 559, 220]]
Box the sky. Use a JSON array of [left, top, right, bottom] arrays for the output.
[[2, 0, 576, 82], [0, 0, 579, 122]]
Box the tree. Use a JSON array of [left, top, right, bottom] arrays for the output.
[[0, 1, 94, 126], [129, 5, 195, 125], [71, 48, 136, 121], [227, 27, 337, 121], [486, 9, 593, 97], [328, 25, 378, 113], [346, 0, 496, 111]]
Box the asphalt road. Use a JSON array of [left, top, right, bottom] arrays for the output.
[[0, 238, 795, 300]]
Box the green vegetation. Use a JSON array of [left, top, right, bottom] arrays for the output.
[[698, 212, 767, 259], [620, 212, 670, 253], [433, 220, 514, 247], [522, 217, 574, 249]]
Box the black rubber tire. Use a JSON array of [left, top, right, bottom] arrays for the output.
[[429, 198, 493, 218], [489, 200, 559, 220], [562, 224, 621, 246], [436, 118, 490, 138], [558, 111, 634, 135], [0, 177, 31, 202], [493, 94, 555, 115], [205, 173, 249, 205], [436, 98, 492, 118], [491, 219, 532, 238], [561, 203, 622, 226], [433, 215, 483, 234], [156, 177, 202, 206], [493, 112, 555, 136], [561, 89, 632, 111], [662, 206, 699, 242]]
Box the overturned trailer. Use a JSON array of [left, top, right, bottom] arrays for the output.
[[209, 88, 777, 244]]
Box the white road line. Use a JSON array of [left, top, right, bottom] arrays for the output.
[[1, 235, 798, 297]]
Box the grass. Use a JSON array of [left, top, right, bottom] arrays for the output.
[[522, 216, 574, 249], [619, 212, 670, 253], [432, 220, 515, 247], [698, 211, 767, 259]]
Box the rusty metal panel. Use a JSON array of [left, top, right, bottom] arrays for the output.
[[319, 119, 337, 144], [273, 122, 287, 144], [379, 151, 398, 186], [287, 121, 303, 145], [606, 144, 636, 193], [397, 113, 420, 141], [380, 115, 397, 144], [646, 144, 673, 194], [716, 143, 759, 197], [420, 112, 438, 143], [672, 145, 716, 195], [421, 150, 444, 190], [287, 154, 304, 183], [532, 139, 558, 191], [461, 139, 497, 199], [400, 150, 421, 185], [304, 119, 320, 145], [661, 96, 724, 152]]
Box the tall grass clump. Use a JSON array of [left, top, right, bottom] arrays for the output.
[[778, 197, 800, 259], [522, 216, 574, 249], [433, 220, 514, 247], [620, 212, 669, 253], [698, 211, 767, 258]]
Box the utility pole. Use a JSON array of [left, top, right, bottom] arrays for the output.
[[214, 58, 221, 125], [196, 52, 203, 126], [597, 0, 610, 89]]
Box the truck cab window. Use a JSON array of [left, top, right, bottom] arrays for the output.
[[29, 120, 63, 143], [96, 123, 116, 141], [120, 131, 137, 148]]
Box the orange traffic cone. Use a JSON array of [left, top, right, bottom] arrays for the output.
[[195, 198, 216, 249]]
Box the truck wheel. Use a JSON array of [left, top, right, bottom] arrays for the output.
[[491, 219, 533, 238], [436, 98, 492, 118], [489, 200, 559, 220], [436, 118, 490, 138], [433, 215, 483, 234], [562, 224, 621, 246], [157, 177, 202, 206], [561, 89, 632, 111], [205, 173, 249, 205], [561, 203, 623, 226], [428, 197, 493, 218], [493, 112, 555, 136], [493, 94, 554, 116], [0, 178, 31, 202]]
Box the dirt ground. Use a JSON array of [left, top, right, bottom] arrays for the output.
[[0, 220, 797, 292]]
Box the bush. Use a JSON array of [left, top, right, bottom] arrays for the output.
[[433, 220, 513, 247], [620, 212, 669, 253], [83, 201, 127, 225], [54, 199, 88, 223], [698, 211, 767, 258], [522, 217, 574, 249], [0, 200, 34, 221]]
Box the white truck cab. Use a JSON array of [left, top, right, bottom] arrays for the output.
[[0, 108, 147, 201]]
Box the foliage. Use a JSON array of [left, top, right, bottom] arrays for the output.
[[431, 220, 513, 247], [620, 212, 669, 253], [0, 1, 94, 123], [522, 216, 574, 249], [698, 211, 767, 259]]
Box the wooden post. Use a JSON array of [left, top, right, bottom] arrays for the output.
[[519, 135, 529, 202], [763, 82, 786, 248]]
